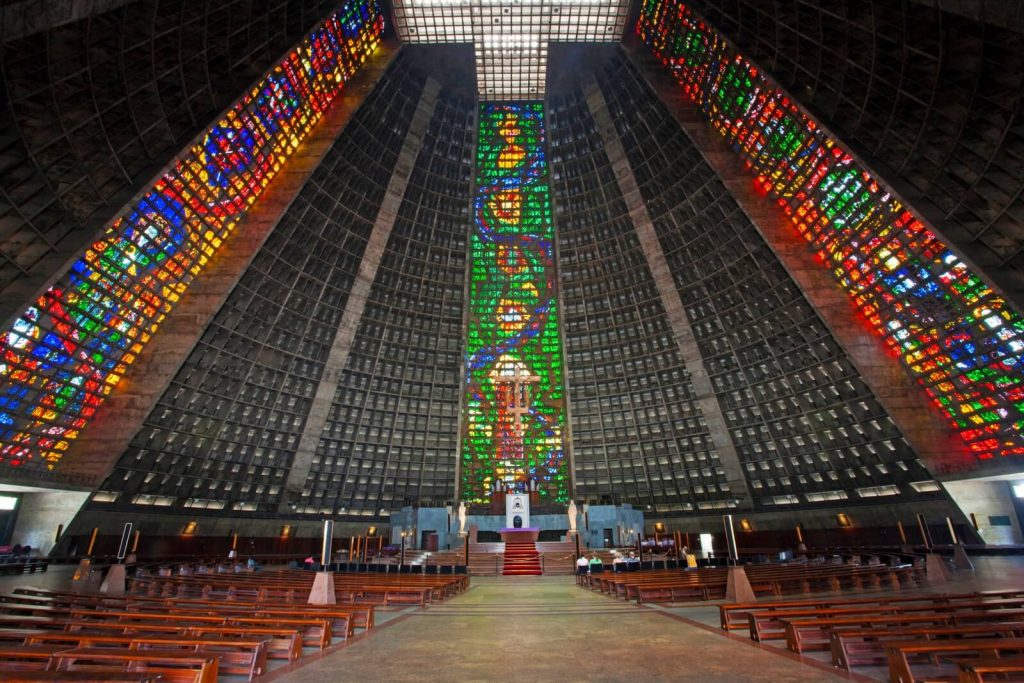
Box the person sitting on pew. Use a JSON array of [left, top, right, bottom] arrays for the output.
[[612, 552, 625, 572], [626, 552, 640, 571], [588, 554, 604, 574], [576, 555, 589, 576]]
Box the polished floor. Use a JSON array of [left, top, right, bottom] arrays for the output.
[[268, 556, 1024, 683], [269, 576, 855, 683]]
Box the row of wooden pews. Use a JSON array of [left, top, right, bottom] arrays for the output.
[[129, 568, 469, 606], [583, 561, 923, 605], [0, 569, 467, 681], [719, 589, 1024, 682]]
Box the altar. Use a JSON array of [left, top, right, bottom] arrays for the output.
[[390, 502, 644, 551], [500, 528, 539, 543]]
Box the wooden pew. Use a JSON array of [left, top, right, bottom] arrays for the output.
[[8, 588, 375, 631], [128, 574, 441, 607], [87, 603, 356, 640], [830, 623, 1024, 671], [68, 609, 334, 649], [585, 562, 917, 605], [720, 590, 1024, 632], [127, 570, 468, 599], [956, 656, 1024, 683], [2, 672, 159, 682], [58, 619, 303, 661], [0, 615, 67, 630], [783, 607, 1024, 655], [24, 631, 268, 681], [750, 598, 1024, 648], [51, 647, 218, 683], [130, 596, 375, 630], [884, 638, 1024, 683], [0, 629, 47, 643], [0, 644, 72, 671]]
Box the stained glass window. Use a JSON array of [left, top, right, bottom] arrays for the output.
[[0, 0, 384, 471], [462, 102, 568, 503], [637, 0, 1024, 462]]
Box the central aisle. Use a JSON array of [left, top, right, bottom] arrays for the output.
[[270, 576, 850, 682]]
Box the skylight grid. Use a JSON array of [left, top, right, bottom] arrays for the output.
[[393, 0, 629, 99]]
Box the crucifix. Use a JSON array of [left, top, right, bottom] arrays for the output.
[[390, 0, 631, 100], [489, 354, 541, 468]]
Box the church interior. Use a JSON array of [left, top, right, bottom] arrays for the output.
[[0, 0, 1023, 680]]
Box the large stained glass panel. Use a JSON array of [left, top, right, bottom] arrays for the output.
[[637, 0, 1024, 464], [462, 103, 568, 503], [0, 0, 384, 472]]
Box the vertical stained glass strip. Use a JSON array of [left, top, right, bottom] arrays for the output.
[[637, 0, 1024, 461], [462, 102, 568, 503], [0, 0, 384, 471]]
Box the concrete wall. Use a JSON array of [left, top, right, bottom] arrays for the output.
[[13, 491, 91, 554], [944, 480, 1024, 545]]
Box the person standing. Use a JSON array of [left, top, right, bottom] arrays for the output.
[[575, 554, 589, 584]]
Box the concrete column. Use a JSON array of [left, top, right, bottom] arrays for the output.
[[944, 480, 1024, 545], [39, 44, 401, 487], [11, 490, 91, 554], [279, 78, 442, 508], [582, 79, 752, 507], [621, 41, 972, 480]]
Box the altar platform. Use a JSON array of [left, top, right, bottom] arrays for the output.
[[500, 527, 539, 543]]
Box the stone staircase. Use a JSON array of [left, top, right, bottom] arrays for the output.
[[502, 541, 542, 576]]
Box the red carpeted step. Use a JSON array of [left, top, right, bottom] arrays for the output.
[[501, 542, 543, 576]]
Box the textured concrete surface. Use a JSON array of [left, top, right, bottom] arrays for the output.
[[621, 39, 976, 483], [272, 576, 850, 682], [38, 43, 400, 488], [944, 480, 1024, 544], [583, 78, 752, 507], [11, 490, 91, 554], [281, 78, 442, 505]]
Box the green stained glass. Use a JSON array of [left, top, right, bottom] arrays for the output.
[[460, 102, 568, 504]]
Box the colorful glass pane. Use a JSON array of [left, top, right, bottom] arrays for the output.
[[0, 0, 384, 471], [638, 0, 1024, 461], [462, 103, 568, 503]]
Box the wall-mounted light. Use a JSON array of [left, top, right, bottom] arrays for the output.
[[653, 522, 666, 534], [367, 526, 377, 537], [182, 521, 198, 536], [739, 518, 753, 533], [836, 513, 853, 529], [280, 525, 292, 538]]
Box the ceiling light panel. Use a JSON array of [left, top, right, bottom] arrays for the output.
[[392, 0, 629, 99]]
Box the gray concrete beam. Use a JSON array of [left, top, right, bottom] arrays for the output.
[[279, 77, 442, 510], [1, 0, 134, 40], [582, 79, 753, 507], [622, 40, 974, 481], [34, 44, 402, 488]]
